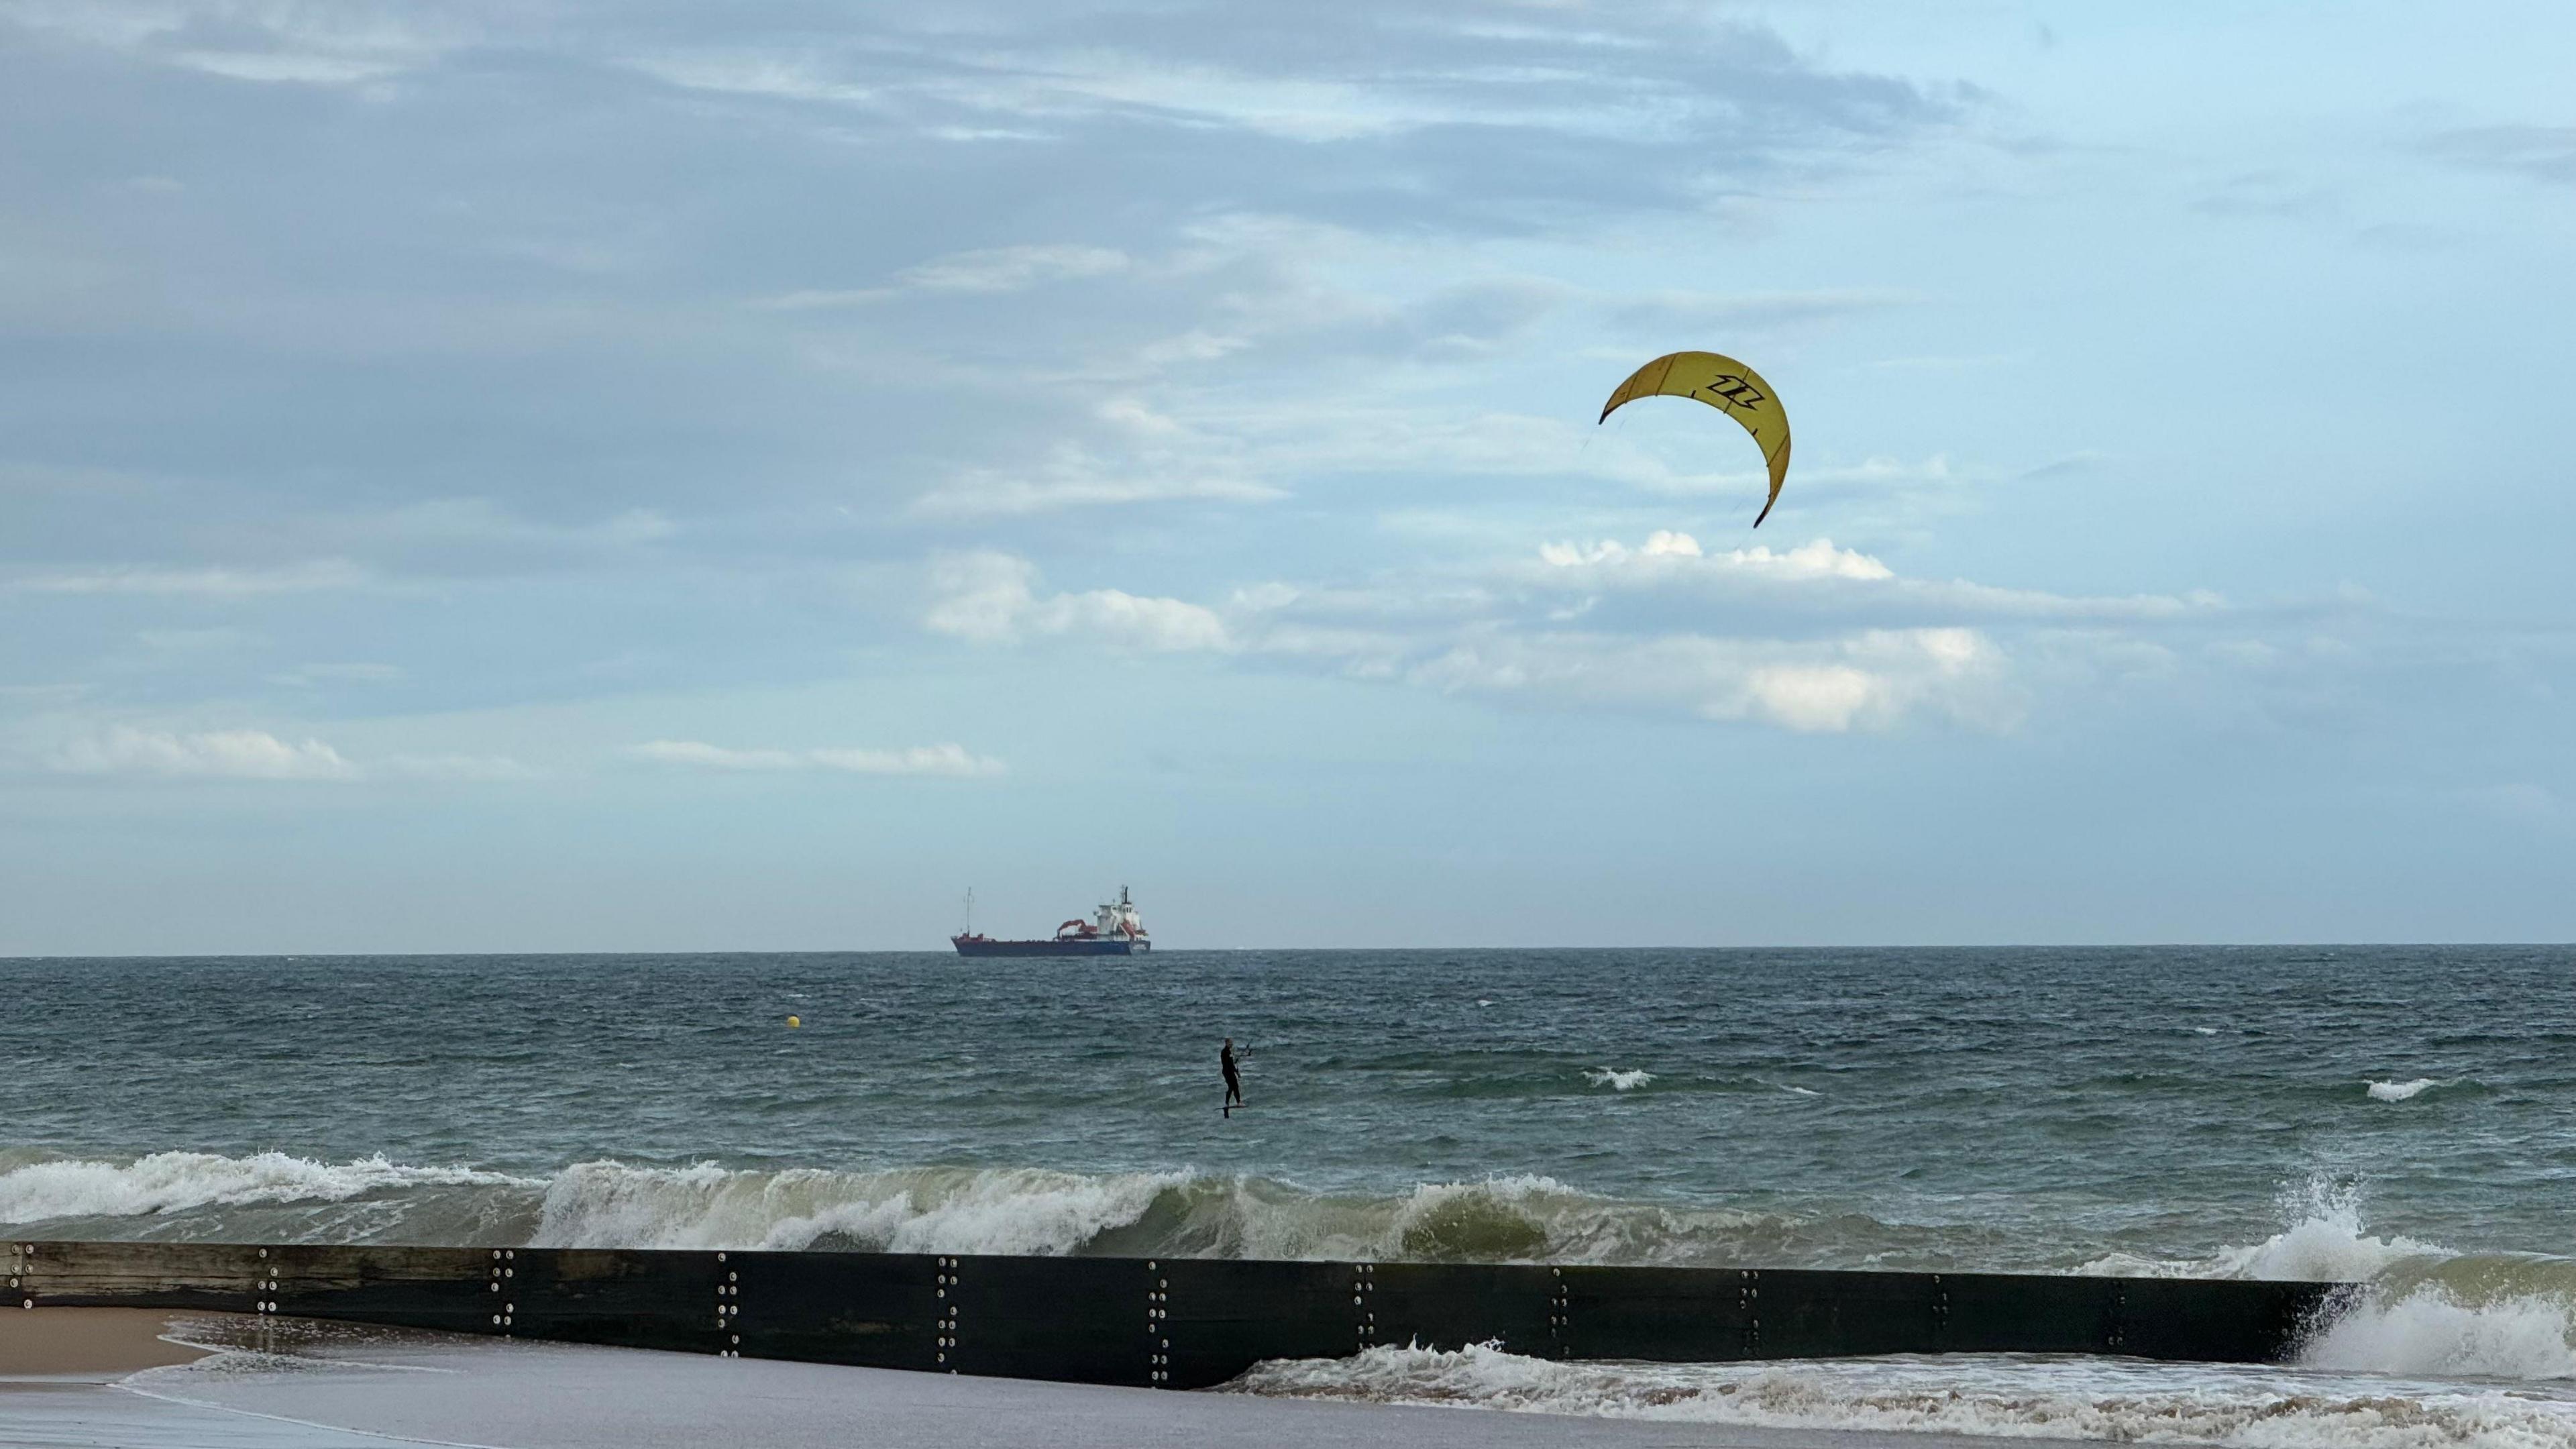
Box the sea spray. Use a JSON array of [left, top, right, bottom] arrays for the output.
[[0, 1150, 535, 1224], [1227, 1343, 2576, 1448]]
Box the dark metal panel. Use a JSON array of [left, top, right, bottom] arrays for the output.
[[1153, 1256, 1353, 1389], [1931, 1271, 2118, 1354], [728, 1250, 938, 1370], [1364, 1262, 1556, 1358], [511, 1248, 725, 1354], [2111, 1277, 2352, 1364], [1735, 1269, 1943, 1359], [1558, 1264, 1753, 1362], [941, 1254, 1150, 1385]]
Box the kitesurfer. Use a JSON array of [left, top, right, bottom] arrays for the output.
[[1222, 1038, 1244, 1117]]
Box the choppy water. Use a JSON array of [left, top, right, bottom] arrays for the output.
[[8, 946, 2576, 1446]]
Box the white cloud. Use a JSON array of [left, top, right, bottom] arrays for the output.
[[40, 726, 537, 784], [628, 740, 1004, 777], [909, 422, 1287, 517], [1538, 532, 1896, 581], [914, 468, 1283, 519], [1519, 532, 2211, 623], [7, 1, 466, 86], [51, 727, 358, 781], [922, 553, 1232, 652], [900, 244, 1130, 294], [1409, 627, 2015, 733], [912, 533, 2243, 734], [757, 245, 1130, 311], [13, 560, 368, 596]]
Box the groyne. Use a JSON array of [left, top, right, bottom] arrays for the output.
[[7, 1240, 2355, 1389]]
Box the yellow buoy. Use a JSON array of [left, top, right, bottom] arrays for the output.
[[786, 1015, 802, 1028]]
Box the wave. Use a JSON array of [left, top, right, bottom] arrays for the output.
[[2367, 1077, 2443, 1103], [15, 1151, 2576, 1389], [1583, 1069, 1654, 1091], [0, 1151, 1999, 1267], [17, 1148, 2576, 1408], [1228, 1343, 2576, 1448], [0, 1150, 535, 1233]]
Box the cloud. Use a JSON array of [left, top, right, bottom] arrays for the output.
[[911, 445, 1286, 518], [6, 1, 466, 87], [627, 740, 1005, 777], [11, 560, 368, 597], [1601, 288, 1908, 334], [913, 533, 2265, 734], [1407, 626, 2015, 733], [1538, 532, 1896, 581], [2424, 125, 2576, 186], [51, 726, 358, 781], [757, 244, 1131, 310], [902, 244, 1131, 294], [40, 726, 536, 783], [1515, 531, 2217, 626], [922, 552, 1233, 651]]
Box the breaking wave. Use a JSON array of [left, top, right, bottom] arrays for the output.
[[15, 1152, 2576, 1394], [1584, 1069, 1654, 1091], [1228, 1343, 2576, 1448], [2367, 1078, 2443, 1103]]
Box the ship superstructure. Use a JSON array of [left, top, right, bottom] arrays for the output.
[[952, 887, 1152, 956]]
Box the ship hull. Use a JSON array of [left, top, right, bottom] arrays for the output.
[[953, 936, 1148, 957]]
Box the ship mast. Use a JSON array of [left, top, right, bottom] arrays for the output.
[[961, 887, 975, 936]]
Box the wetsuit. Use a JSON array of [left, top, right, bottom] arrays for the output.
[[1222, 1043, 1243, 1112]]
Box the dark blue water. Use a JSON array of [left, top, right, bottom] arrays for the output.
[[4, 946, 2569, 1271]]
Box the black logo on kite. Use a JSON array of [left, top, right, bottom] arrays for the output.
[[1696, 374, 1767, 409]]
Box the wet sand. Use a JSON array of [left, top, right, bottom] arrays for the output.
[[0, 1311, 2098, 1449], [89, 1315, 2087, 1449], [0, 1308, 215, 1379]]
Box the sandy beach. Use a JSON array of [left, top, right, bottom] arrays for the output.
[[0, 1307, 213, 1379], [0, 1310, 2092, 1449]]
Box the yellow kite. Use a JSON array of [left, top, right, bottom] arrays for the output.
[[1599, 352, 1792, 526]]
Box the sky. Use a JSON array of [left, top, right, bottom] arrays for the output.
[[3, 1, 2572, 953]]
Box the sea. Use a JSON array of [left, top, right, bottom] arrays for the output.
[[7, 945, 2576, 1447]]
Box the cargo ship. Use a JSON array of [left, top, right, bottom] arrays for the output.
[[952, 887, 1151, 956]]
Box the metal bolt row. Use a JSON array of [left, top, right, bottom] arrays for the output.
[[488, 1248, 518, 1331], [935, 1256, 959, 1371], [1145, 1260, 1173, 1385], [716, 1251, 741, 1356], [1548, 1266, 1570, 1355], [11, 1242, 28, 1310], [1353, 1263, 1377, 1350]]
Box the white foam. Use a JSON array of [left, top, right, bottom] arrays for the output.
[[2304, 1287, 2576, 1380], [529, 1161, 1193, 1256], [2084, 1178, 2448, 1282], [1584, 1069, 1654, 1091], [2367, 1078, 2440, 1102], [1232, 1342, 2576, 1449], [0, 1150, 532, 1224]]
